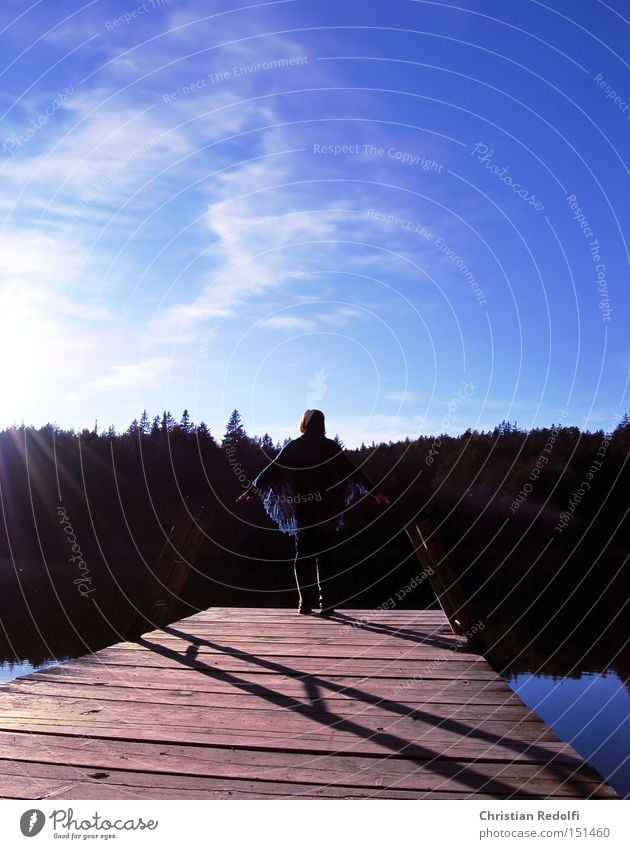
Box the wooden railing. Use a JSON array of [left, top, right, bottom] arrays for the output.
[[405, 518, 481, 645], [126, 498, 209, 640]]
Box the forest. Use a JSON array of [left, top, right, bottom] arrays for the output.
[[0, 409, 628, 675]]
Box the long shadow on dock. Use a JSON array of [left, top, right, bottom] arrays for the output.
[[135, 619, 596, 798], [332, 612, 466, 650]]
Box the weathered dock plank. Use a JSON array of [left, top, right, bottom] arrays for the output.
[[0, 609, 618, 800]]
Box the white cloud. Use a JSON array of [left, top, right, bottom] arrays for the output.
[[5, 101, 168, 199], [153, 152, 354, 340], [257, 307, 365, 334], [258, 316, 318, 332], [386, 390, 419, 403], [90, 356, 173, 390], [318, 307, 365, 327], [0, 229, 122, 421], [0, 231, 116, 333]]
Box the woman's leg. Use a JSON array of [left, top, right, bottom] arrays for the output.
[[294, 528, 319, 612], [315, 520, 337, 613]]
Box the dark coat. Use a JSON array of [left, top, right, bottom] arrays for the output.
[[253, 432, 373, 534]]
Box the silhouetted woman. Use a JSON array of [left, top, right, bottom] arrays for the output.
[[237, 409, 388, 615]]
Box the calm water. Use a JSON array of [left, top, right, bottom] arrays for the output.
[[0, 658, 63, 683], [508, 670, 630, 799]]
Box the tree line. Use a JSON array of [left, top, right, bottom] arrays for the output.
[[1, 409, 628, 640]]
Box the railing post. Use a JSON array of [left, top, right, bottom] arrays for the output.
[[126, 498, 208, 640], [405, 518, 481, 645]]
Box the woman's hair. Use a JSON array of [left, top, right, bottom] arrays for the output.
[[299, 409, 325, 436]]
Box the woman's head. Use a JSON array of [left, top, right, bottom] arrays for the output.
[[299, 409, 325, 436]]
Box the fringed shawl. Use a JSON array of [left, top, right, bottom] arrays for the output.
[[253, 438, 372, 536]]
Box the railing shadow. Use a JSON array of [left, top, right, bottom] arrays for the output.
[[332, 611, 465, 650], [133, 620, 599, 798]]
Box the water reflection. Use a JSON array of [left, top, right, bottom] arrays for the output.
[[0, 557, 144, 668], [0, 658, 63, 683], [478, 612, 630, 799], [508, 671, 630, 799]]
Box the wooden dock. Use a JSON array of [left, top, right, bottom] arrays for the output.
[[0, 608, 617, 799]]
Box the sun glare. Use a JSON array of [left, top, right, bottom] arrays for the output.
[[0, 291, 44, 419]]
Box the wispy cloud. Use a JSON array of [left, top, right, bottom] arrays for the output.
[[259, 315, 318, 332], [258, 306, 365, 333], [152, 154, 356, 341], [90, 355, 173, 391], [386, 390, 419, 403]]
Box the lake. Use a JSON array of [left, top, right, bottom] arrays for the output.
[[509, 670, 630, 799], [0, 658, 63, 684]]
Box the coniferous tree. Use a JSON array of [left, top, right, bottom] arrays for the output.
[[196, 421, 212, 440], [615, 413, 630, 432], [259, 433, 275, 456], [161, 411, 176, 435], [613, 413, 630, 454], [139, 410, 150, 435], [222, 409, 246, 452], [180, 409, 193, 433]]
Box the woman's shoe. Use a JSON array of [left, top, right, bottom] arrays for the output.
[[298, 604, 312, 615]]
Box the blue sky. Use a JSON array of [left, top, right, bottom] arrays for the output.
[[1, 0, 628, 446]]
